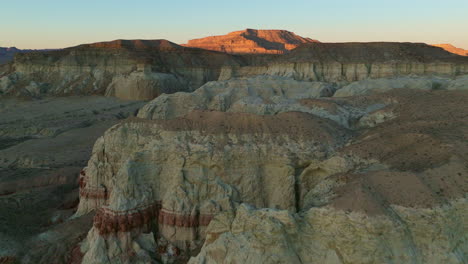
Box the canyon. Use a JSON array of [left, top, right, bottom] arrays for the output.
[[0, 29, 468, 264]]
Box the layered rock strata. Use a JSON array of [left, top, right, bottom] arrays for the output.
[[432, 44, 468, 56], [219, 42, 468, 82], [3, 39, 468, 101], [183, 29, 319, 54], [74, 81, 468, 263], [74, 110, 350, 262], [333, 74, 468, 97], [191, 200, 467, 264], [0, 40, 241, 100]]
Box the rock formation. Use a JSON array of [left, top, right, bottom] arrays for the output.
[[220, 42, 468, 82], [0, 40, 242, 100], [333, 74, 468, 97], [2, 38, 468, 101], [432, 44, 468, 56], [71, 74, 468, 263], [136, 76, 348, 124], [183, 29, 319, 54], [74, 109, 350, 262], [2, 31, 468, 264]]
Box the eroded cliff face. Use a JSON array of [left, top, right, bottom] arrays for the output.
[[183, 29, 319, 54], [432, 44, 468, 56], [192, 200, 467, 264], [2, 39, 468, 101], [72, 74, 468, 263], [0, 40, 242, 100], [4, 33, 468, 264], [75, 110, 349, 263], [220, 42, 468, 82]]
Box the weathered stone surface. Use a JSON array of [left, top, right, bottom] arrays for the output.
[[137, 76, 360, 125], [333, 75, 468, 97], [2, 39, 468, 101], [74, 110, 350, 262], [75, 87, 468, 263], [190, 200, 467, 264], [220, 42, 468, 82], [333, 76, 448, 97], [432, 44, 468, 56], [0, 40, 241, 100], [183, 29, 319, 54], [4, 35, 468, 264], [447, 74, 468, 90]]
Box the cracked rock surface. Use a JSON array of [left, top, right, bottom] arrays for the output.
[[74, 79, 467, 263]]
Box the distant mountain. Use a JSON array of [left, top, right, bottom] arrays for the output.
[[77, 39, 183, 50], [431, 44, 468, 56], [0, 47, 55, 64], [183, 29, 320, 54], [0, 47, 21, 64]]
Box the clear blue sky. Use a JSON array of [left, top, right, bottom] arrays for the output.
[[1, 0, 467, 49]]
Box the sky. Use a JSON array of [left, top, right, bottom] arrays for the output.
[[1, 0, 467, 49]]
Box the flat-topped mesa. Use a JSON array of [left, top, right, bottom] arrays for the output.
[[3, 36, 468, 100], [220, 42, 468, 82], [183, 28, 319, 54], [79, 39, 183, 51], [283, 42, 466, 62], [1, 39, 243, 100], [431, 43, 468, 56]]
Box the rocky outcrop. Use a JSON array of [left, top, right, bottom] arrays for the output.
[[432, 44, 468, 56], [137, 76, 350, 124], [191, 200, 467, 264], [220, 42, 468, 82], [74, 110, 350, 262], [333, 74, 468, 97], [72, 75, 468, 263], [2, 39, 468, 100], [5, 33, 468, 264], [188, 89, 468, 264], [183, 29, 319, 54], [0, 40, 242, 100]]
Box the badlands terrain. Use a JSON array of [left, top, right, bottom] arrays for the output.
[[0, 29, 467, 264]]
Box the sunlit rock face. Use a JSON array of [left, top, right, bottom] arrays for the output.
[[432, 44, 468, 56], [183, 28, 320, 54]]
